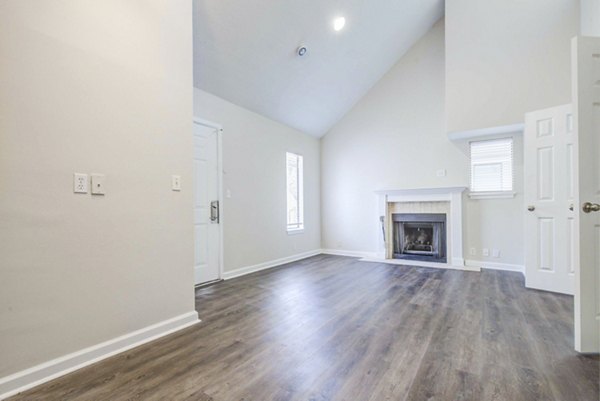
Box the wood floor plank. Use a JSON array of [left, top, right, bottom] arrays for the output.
[[7, 255, 599, 401]]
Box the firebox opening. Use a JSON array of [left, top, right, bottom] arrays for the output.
[[392, 213, 447, 263]]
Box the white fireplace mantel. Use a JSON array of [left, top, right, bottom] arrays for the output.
[[372, 187, 475, 271]]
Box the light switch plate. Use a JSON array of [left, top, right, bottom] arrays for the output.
[[436, 169, 447, 177], [172, 175, 181, 191], [73, 173, 88, 194], [469, 247, 477, 256], [91, 174, 106, 195], [492, 249, 500, 258], [482, 248, 490, 257]]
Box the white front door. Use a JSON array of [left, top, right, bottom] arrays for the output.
[[573, 36, 600, 353], [524, 104, 576, 295], [193, 121, 221, 285]]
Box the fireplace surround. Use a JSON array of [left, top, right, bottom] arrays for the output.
[[373, 187, 473, 271]]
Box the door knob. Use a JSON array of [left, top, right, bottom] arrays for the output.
[[582, 202, 600, 213], [527, 205, 535, 212]]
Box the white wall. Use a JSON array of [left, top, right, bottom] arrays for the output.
[[321, 19, 526, 267], [445, 0, 580, 133], [0, 0, 195, 379], [581, 0, 600, 36], [194, 89, 321, 273]]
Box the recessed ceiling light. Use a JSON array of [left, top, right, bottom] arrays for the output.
[[333, 17, 346, 32]]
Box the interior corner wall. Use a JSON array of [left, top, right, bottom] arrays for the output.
[[320, 19, 525, 267], [193, 89, 321, 273], [445, 0, 580, 133], [0, 0, 195, 379]]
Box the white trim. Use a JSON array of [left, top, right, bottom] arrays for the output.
[[193, 118, 224, 282], [360, 257, 480, 272], [0, 312, 200, 400], [285, 152, 304, 233], [465, 259, 525, 274], [286, 228, 305, 235], [451, 257, 466, 267], [448, 123, 525, 141], [222, 250, 321, 280], [193, 117, 223, 131], [321, 249, 378, 259], [374, 186, 467, 197], [468, 191, 517, 200]]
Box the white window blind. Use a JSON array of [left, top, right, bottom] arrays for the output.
[[470, 138, 513, 192], [286, 152, 304, 231]]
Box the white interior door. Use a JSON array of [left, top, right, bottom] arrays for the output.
[[524, 104, 575, 295], [573, 36, 600, 353], [193, 121, 221, 285]]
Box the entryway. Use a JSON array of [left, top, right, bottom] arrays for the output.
[[523, 37, 600, 353]]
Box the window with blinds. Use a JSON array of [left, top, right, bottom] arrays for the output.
[[286, 152, 304, 231], [470, 138, 513, 192]]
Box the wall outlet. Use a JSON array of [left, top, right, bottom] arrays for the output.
[[469, 247, 477, 256], [171, 175, 181, 191], [482, 248, 490, 257], [436, 169, 447, 177], [492, 249, 500, 258], [90, 174, 106, 195], [73, 173, 88, 194]]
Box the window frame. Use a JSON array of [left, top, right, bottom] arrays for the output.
[[286, 152, 305, 233], [468, 137, 516, 200]]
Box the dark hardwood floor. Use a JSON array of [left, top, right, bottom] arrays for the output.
[[9, 255, 599, 400]]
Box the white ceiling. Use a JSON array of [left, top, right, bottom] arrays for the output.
[[193, 0, 444, 137]]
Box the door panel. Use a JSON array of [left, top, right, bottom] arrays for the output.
[[537, 147, 554, 200], [537, 118, 554, 137], [538, 218, 555, 271], [567, 142, 575, 199], [572, 36, 600, 353], [193, 122, 220, 285], [525, 104, 574, 295], [567, 217, 575, 275]]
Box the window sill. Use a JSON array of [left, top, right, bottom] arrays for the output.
[[469, 191, 516, 200], [287, 228, 305, 235]]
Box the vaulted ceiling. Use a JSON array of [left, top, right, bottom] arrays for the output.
[[193, 0, 444, 137]]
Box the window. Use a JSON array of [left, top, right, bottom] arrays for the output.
[[470, 138, 514, 194], [286, 152, 304, 232]]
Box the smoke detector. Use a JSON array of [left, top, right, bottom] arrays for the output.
[[296, 45, 307, 57]]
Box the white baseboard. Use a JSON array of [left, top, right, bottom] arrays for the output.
[[320, 249, 378, 259], [222, 249, 322, 280], [465, 259, 525, 274], [0, 311, 200, 400]]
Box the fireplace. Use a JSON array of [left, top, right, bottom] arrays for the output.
[[392, 213, 447, 263], [375, 188, 467, 269]]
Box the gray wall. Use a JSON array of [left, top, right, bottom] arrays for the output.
[[0, 0, 195, 377], [445, 0, 579, 133], [194, 89, 322, 273], [321, 20, 526, 267]]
